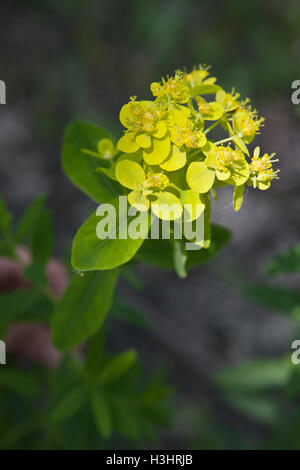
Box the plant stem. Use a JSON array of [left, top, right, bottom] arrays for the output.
[[204, 120, 220, 135], [214, 134, 240, 145]]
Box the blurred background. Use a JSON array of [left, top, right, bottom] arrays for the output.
[[1, 0, 300, 449]]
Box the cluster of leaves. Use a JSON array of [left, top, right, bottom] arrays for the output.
[[189, 243, 300, 450], [0, 195, 173, 449]]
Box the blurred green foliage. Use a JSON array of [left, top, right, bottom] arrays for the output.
[[0, 195, 173, 449], [1, 0, 300, 449], [189, 242, 300, 449]]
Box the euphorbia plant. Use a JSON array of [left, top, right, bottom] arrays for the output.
[[62, 65, 278, 279]]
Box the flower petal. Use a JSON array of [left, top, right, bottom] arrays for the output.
[[152, 121, 167, 139], [186, 162, 215, 193], [143, 136, 171, 165], [115, 160, 146, 190], [117, 132, 140, 153], [216, 169, 231, 181], [180, 189, 205, 221], [151, 191, 183, 221], [136, 133, 152, 149], [257, 180, 271, 191], [253, 146, 260, 158], [128, 190, 150, 211], [119, 103, 132, 128], [160, 145, 186, 172], [228, 159, 250, 186]]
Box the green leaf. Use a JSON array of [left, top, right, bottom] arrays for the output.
[[216, 358, 291, 392], [0, 369, 40, 398], [61, 120, 121, 203], [187, 224, 230, 268], [120, 266, 144, 291], [173, 240, 187, 278], [51, 385, 87, 423], [99, 350, 137, 384], [266, 243, 300, 276], [242, 283, 300, 315], [136, 224, 231, 271], [136, 238, 174, 270], [224, 394, 280, 425], [15, 194, 47, 243], [233, 184, 245, 212], [51, 270, 118, 351], [90, 390, 112, 438], [233, 135, 250, 156], [72, 198, 149, 271], [31, 207, 54, 267], [112, 397, 139, 440]]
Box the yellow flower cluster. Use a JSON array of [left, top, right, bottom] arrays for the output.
[[92, 66, 279, 227]]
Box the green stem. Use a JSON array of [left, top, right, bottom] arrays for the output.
[[204, 120, 220, 135], [214, 134, 241, 145]]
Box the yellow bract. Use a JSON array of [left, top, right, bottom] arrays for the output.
[[180, 189, 205, 221], [115, 160, 145, 190], [118, 132, 140, 153], [160, 145, 186, 172], [151, 192, 183, 221], [143, 136, 171, 165], [186, 162, 215, 193]]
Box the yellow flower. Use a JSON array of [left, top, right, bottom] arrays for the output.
[[248, 146, 279, 190], [197, 97, 224, 121], [171, 123, 207, 149], [117, 98, 170, 165], [216, 88, 241, 112], [214, 145, 249, 184], [150, 70, 191, 104], [186, 143, 249, 194], [91, 66, 279, 229], [184, 65, 215, 88], [233, 106, 265, 143], [115, 159, 182, 220]]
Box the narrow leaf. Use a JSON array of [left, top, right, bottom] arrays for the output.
[[51, 386, 87, 423], [91, 390, 112, 438], [99, 350, 137, 384]]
